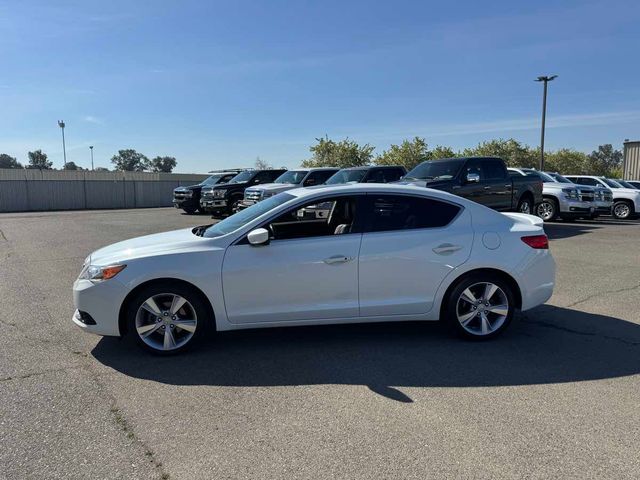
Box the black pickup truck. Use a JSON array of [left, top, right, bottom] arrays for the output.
[[398, 157, 543, 213], [172, 171, 240, 214], [205, 168, 287, 217]]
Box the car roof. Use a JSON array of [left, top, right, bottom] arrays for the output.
[[299, 167, 340, 172], [286, 182, 469, 205]]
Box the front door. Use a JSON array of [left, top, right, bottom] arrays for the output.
[[222, 195, 363, 324]]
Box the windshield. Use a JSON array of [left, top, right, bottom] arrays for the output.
[[227, 170, 256, 184], [601, 178, 622, 188], [325, 169, 367, 185], [616, 179, 635, 189], [200, 175, 223, 186], [547, 172, 573, 183], [275, 170, 308, 184], [404, 159, 465, 180], [202, 193, 294, 238], [525, 171, 555, 183]]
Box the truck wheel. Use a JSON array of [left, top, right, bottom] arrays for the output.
[[612, 200, 633, 220], [536, 198, 557, 221], [182, 207, 197, 215], [228, 198, 242, 215], [517, 196, 533, 215]]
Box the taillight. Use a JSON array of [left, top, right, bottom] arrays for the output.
[[521, 234, 549, 249]]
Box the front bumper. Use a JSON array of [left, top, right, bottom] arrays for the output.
[[72, 278, 128, 337], [594, 201, 612, 214], [557, 198, 595, 215], [200, 199, 227, 210], [173, 198, 197, 209], [237, 199, 258, 210]]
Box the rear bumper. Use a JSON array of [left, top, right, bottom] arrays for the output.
[[517, 252, 556, 311]]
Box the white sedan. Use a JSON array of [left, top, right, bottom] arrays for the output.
[[73, 184, 555, 353]]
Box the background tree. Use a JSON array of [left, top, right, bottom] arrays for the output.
[[254, 156, 271, 169], [0, 153, 23, 169], [375, 137, 430, 170], [146, 156, 177, 173], [27, 150, 53, 169], [375, 138, 459, 170], [63, 161, 82, 170], [302, 136, 374, 168], [463, 138, 537, 168], [110, 149, 149, 171], [544, 149, 589, 174], [586, 144, 623, 177]]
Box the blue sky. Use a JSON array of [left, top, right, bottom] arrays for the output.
[[1, 0, 639, 172]]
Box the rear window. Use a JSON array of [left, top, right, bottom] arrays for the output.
[[364, 195, 461, 232]]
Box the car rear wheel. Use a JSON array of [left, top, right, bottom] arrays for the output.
[[612, 200, 632, 220], [126, 283, 210, 354], [536, 198, 557, 221], [517, 196, 533, 215], [444, 273, 515, 340]]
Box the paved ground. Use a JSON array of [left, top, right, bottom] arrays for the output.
[[1, 208, 639, 479]]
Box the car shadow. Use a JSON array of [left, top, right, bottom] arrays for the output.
[[91, 305, 640, 402], [544, 218, 640, 240]]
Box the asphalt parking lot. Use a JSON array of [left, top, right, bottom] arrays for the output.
[[1, 208, 639, 479]]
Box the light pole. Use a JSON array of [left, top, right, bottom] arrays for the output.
[[89, 146, 94, 170], [534, 75, 557, 171], [58, 120, 67, 169]]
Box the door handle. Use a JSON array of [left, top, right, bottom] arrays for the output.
[[433, 244, 463, 255], [323, 255, 354, 265], [504, 184, 512, 189], [483, 186, 491, 190]]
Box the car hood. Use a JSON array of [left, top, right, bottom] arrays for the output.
[[88, 228, 209, 266], [213, 181, 247, 190]]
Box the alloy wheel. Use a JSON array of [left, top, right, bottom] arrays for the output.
[[135, 293, 198, 351], [613, 203, 630, 219], [536, 201, 555, 221], [456, 282, 509, 336]]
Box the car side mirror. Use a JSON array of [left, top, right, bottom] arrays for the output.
[[466, 173, 480, 183], [247, 228, 270, 246]]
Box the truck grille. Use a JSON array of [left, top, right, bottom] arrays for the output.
[[577, 189, 594, 202], [173, 191, 190, 200], [244, 190, 262, 201]]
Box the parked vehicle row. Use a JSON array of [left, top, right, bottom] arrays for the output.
[[563, 175, 640, 220], [74, 183, 556, 354]]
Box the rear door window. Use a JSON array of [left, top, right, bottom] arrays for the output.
[[363, 195, 461, 233]]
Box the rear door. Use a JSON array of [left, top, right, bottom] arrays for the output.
[[358, 194, 471, 316], [481, 159, 512, 210]]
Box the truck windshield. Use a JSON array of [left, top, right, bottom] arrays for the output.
[[601, 178, 622, 188], [547, 173, 573, 183], [325, 169, 367, 185], [404, 159, 465, 181], [227, 171, 256, 184], [616, 179, 635, 189], [275, 171, 308, 184], [200, 175, 223, 186], [202, 193, 295, 238], [525, 171, 556, 183]]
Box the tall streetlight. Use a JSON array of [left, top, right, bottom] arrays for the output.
[[534, 75, 557, 171], [58, 120, 67, 169], [89, 145, 94, 170]]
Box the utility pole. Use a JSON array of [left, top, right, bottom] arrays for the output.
[[89, 145, 94, 170], [534, 75, 557, 171], [58, 120, 67, 169]]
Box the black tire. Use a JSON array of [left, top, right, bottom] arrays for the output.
[[516, 196, 533, 215], [125, 281, 212, 355], [443, 272, 516, 340], [612, 200, 633, 220], [228, 197, 243, 215], [536, 198, 558, 221], [182, 207, 197, 215]]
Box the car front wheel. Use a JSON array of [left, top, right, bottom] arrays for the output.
[[536, 198, 557, 221], [517, 197, 533, 215], [126, 283, 211, 354], [612, 200, 632, 220], [444, 273, 515, 340]]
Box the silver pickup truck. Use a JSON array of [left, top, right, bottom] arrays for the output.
[[508, 168, 606, 221]]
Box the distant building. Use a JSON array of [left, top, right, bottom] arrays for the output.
[[623, 140, 640, 179]]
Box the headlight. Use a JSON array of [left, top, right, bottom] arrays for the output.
[[562, 188, 579, 200], [262, 192, 275, 199], [213, 189, 226, 198], [79, 264, 126, 282], [594, 190, 603, 201]]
